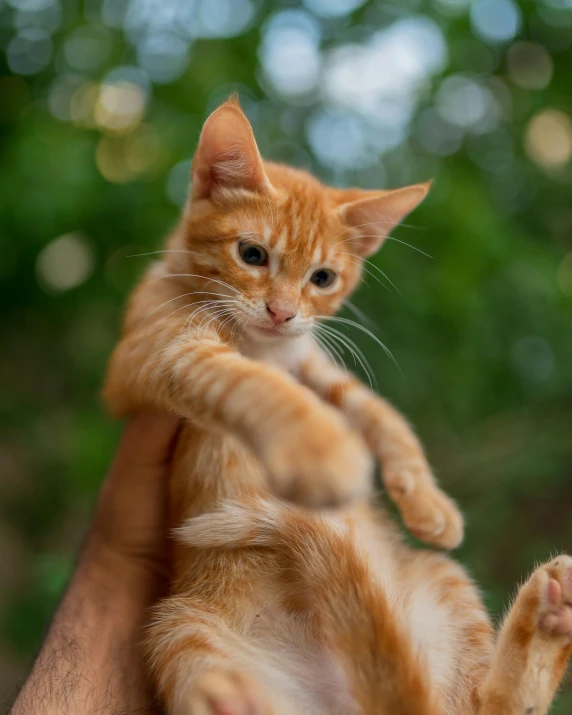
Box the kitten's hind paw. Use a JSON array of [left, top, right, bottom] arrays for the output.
[[475, 555, 572, 715], [186, 669, 270, 715], [538, 556, 572, 639], [384, 464, 464, 549]]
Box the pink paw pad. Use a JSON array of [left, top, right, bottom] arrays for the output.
[[539, 557, 572, 638]]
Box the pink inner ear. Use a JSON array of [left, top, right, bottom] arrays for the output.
[[339, 182, 431, 257], [191, 102, 273, 201]]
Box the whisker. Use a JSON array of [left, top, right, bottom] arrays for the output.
[[315, 323, 376, 390], [145, 292, 239, 321], [361, 265, 391, 293], [198, 308, 233, 334], [218, 313, 237, 333], [317, 315, 401, 377], [314, 324, 353, 366], [385, 236, 432, 258], [314, 334, 344, 374], [334, 220, 397, 243], [334, 219, 425, 242], [214, 311, 237, 335], [340, 252, 392, 293], [128, 232, 252, 259], [162, 302, 204, 322], [183, 303, 226, 334], [364, 259, 403, 297], [339, 234, 432, 258], [312, 328, 346, 371], [343, 300, 379, 333], [230, 312, 245, 342], [263, 189, 276, 230], [126, 249, 196, 258], [181, 304, 222, 328], [155, 273, 241, 295], [185, 300, 239, 323]]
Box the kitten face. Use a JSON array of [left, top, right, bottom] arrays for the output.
[[177, 97, 430, 344], [182, 170, 363, 342]]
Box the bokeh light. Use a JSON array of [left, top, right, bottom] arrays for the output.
[[436, 75, 499, 133], [63, 25, 111, 73], [306, 109, 369, 169], [470, 0, 521, 44], [36, 233, 95, 292], [260, 10, 321, 98], [507, 42, 553, 90], [94, 81, 146, 133], [302, 0, 367, 18], [69, 81, 99, 127], [95, 124, 162, 183], [511, 336, 554, 382], [525, 109, 572, 169], [7, 28, 52, 74], [196, 0, 256, 38], [5, 0, 55, 10], [166, 159, 192, 206], [433, 0, 470, 17]]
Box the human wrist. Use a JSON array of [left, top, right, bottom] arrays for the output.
[[78, 533, 164, 611], [10, 539, 156, 715]]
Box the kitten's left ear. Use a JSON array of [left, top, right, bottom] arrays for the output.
[[191, 96, 274, 202], [338, 181, 432, 257]]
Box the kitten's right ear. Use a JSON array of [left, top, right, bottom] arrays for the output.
[[191, 97, 274, 201]]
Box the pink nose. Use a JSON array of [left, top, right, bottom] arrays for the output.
[[266, 302, 296, 324]]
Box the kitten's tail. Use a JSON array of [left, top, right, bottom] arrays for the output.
[[177, 500, 440, 715]]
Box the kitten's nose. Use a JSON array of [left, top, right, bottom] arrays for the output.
[[266, 302, 297, 324]]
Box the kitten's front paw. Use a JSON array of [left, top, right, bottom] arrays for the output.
[[262, 409, 373, 508], [186, 669, 270, 715], [384, 462, 464, 549]]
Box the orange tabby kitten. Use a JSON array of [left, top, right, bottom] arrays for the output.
[[104, 98, 572, 714]]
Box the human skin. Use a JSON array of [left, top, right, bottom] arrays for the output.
[[10, 411, 180, 715]]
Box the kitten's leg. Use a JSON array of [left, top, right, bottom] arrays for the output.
[[476, 555, 572, 715], [187, 670, 270, 715], [148, 597, 272, 715], [181, 501, 440, 715], [299, 347, 463, 548], [104, 326, 371, 508], [392, 548, 494, 714]]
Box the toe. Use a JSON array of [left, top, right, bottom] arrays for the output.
[[536, 556, 572, 639], [402, 488, 463, 550], [546, 578, 562, 607], [539, 605, 572, 638]]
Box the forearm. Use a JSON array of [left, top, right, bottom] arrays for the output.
[[106, 334, 371, 508], [107, 332, 319, 444], [300, 348, 464, 549], [299, 349, 426, 462], [11, 540, 160, 715]]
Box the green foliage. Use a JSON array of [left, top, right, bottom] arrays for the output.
[[1, 0, 571, 704]]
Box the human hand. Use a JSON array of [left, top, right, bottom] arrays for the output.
[[90, 410, 181, 576], [11, 411, 180, 715]]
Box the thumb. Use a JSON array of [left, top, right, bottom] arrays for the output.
[[111, 411, 181, 474], [91, 411, 181, 567]]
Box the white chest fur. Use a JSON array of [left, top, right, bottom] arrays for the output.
[[237, 334, 314, 375]]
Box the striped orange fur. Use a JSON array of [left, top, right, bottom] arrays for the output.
[[103, 98, 572, 714]]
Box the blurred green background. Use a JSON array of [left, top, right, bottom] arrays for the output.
[[1, 0, 572, 708]]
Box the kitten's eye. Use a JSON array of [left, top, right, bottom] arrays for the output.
[[310, 268, 337, 289], [239, 242, 268, 267]]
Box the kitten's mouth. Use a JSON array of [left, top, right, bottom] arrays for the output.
[[253, 324, 286, 337], [249, 323, 301, 341]]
